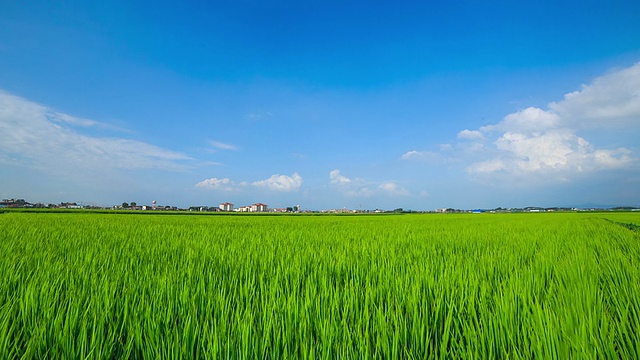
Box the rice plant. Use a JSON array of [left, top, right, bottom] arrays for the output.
[[0, 212, 638, 358]]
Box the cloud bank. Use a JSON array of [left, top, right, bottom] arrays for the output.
[[0, 90, 194, 174], [197, 173, 303, 192], [253, 173, 303, 192], [455, 63, 639, 181], [549, 63, 640, 128]]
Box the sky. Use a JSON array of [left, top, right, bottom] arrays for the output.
[[1, 0, 640, 210]]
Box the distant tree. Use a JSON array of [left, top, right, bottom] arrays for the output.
[[394, 208, 403, 213], [287, 207, 293, 212], [131, 202, 137, 207], [122, 202, 129, 209]]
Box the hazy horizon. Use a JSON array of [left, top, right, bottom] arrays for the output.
[[2, 1, 639, 210]]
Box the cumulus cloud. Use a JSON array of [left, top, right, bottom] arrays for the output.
[[194, 177, 236, 191], [196, 173, 304, 192], [329, 169, 351, 184], [0, 90, 194, 174], [549, 63, 640, 128], [328, 169, 371, 197], [459, 63, 639, 180], [253, 173, 303, 192], [480, 107, 560, 134], [457, 129, 485, 140], [467, 131, 631, 175]]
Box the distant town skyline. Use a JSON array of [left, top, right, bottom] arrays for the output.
[[1, 1, 639, 209], [3, 196, 639, 215]]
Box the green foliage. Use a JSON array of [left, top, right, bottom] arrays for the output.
[[0, 212, 639, 358]]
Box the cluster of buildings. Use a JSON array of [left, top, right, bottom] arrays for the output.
[[218, 202, 267, 212], [4, 197, 638, 213], [0, 198, 86, 209], [1, 198, 29, 208], [1, 198, 280, 213], [114, 201, 277, 212], [187, 202, 308, 213], [187, 202, 278, 212], [217, 202, 302, 213]]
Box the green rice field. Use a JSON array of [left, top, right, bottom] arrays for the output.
[[1, 211, 639, 358]]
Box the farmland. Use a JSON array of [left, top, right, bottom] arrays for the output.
[[1, 212, 639, 358]]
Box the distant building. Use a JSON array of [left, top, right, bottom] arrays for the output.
[[251, 203, 268, 212], [219, 202, 234, 211], [1, 198, 29, 208], [231, 203, 269, 212], [189, 206, 212, 212]]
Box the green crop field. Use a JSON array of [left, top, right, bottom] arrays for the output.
[[1, 212, 639, 358]]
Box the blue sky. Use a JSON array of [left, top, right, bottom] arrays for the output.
[[1, 0, 640, 209]]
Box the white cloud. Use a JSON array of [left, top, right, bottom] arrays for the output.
[[196, 173, 304, 193], [549, 62, 640, 128], [379, 182, 410, 196], [329, 169, 370, 196], [460, 63, 639, 180], [209, 140, 238, 151], [401, 150, 441, 161], [44, 111, 128, 132], [458, 141, 486, 154], [480, 107, 560, 134], [194, 177, 236, 191], [467, 130, 631, 175], [329, 169, 411, 197], [45, 111, 102, 128], [0, 90, 194, 173], [466, 159, 507, 174], [253, 173, 303, 192], [329, 169, 351, 184], [457, 129, 485, 140]]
